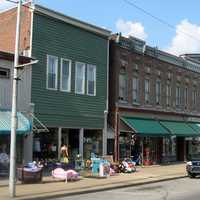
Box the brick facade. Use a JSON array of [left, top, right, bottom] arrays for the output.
[[109, 36, 200, 120], [109, 34, 200, 162], [0, 4, 31, 54]]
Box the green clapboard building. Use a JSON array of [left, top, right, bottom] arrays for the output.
[[31, 5, 110, 161], [0, 3, 110, 162]]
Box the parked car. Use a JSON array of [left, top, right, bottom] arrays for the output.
[[186, 155, 200, 178]]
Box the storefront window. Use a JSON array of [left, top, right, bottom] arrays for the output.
[[83, 130, 102, 159], [0, 135, 23, 164], [188, 138, 200, 159], [119, 133, 132, 159], [33, 128, 58, 161], [162, 136, 176, 162]]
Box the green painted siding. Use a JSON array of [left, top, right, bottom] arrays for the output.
[[31, 13, 108, 129]]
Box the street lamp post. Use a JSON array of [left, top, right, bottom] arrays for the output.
[[9, 0, 22, 197]]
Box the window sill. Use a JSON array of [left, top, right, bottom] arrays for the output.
[[132, 102, 140, 106], [46, 88, 58, 91], [60, 89, 71, 93], [118, 100, 128, 104]]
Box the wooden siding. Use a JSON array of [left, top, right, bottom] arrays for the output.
[[31, 13, 108, 129], [0, 59, 32, 111]]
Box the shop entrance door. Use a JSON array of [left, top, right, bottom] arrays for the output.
[[143, 137, 162, 165], [177, 137, 185, 161], [68, 129, 79, 161]]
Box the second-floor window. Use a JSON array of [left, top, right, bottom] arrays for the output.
[[47, 55, 58, 90], [144, 79, 150, 104], [87, 64, 96, 96], [166, 82, 171, 107], [192, 88, 197, 108], [176, 85, 181, 107], [75, 62, 85, 94], [184, 87, 188, 109], [132, 76, 139, 103], [119, 68, 128, 102], [60, 58, 71, 92], [156, 79, 161, 105], [0, 67, 10, 79]]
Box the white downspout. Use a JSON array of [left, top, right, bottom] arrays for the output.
[[103, 38, 110, 156]]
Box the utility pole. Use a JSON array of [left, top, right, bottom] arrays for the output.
[[9, 0, 22, 197]]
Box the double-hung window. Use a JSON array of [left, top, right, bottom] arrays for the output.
[[47, 55, 58, 90], [60, 58, 71, 92], [176, 85, 181, 107], [184, 87, 188, 109], [192, 88, 197, 108], [166, 82, 171, 107], [119, 71, 128, 102], [144, 79, 150, 104], [132, 76, 139, 103], [75, 62, 86, 94], [156, 79, 161, 105], [87, 64, 96, 96]]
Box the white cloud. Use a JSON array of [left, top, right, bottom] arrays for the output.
[[0, 0, 14, 11], [166, 19, 200, 56], [116, 19, 148, 40]]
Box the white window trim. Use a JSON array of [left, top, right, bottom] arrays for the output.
[[46, 54, 58, 90], [60, 58, 72, 92], [87, 64, 96, 96], [75, 61, 86, 94]]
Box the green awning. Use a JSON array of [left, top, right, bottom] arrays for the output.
[[0, 110, 31, 134], [121, 117, 170, 136], [160, 120, 199, 136], [188, 122, 200, 135]]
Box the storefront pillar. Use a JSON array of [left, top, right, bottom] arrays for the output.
[[23, 133, 33, 164], [79, 128, 84, 157], [114, 110, 119, 161], [23, 103, 34, 164], [184, 138, 187, 162], [103, 110, 108, 156], [58, 127, 62, 160], [140, 139, 144, 166]]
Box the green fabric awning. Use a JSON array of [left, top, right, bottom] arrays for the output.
[[160, 120, 199, 136], [121, 117, 170, 136], [0, 110, 31, 134], [188, 122, 200, 134]]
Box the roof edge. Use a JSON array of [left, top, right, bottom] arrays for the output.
[[33, 4, 111, 38]]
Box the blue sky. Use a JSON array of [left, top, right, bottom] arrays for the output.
[[1, 0, 200, 55]]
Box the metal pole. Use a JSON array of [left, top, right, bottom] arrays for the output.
[[9, 0, 21, 197]]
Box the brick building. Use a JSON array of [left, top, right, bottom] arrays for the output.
[[109, 34, 200, 164]]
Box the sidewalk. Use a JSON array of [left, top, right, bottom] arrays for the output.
[[0, 163, 187, 200]]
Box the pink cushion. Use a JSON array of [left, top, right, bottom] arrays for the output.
[[52, 168, 67, 179]]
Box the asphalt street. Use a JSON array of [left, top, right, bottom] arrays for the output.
[[55, 177, 200, 200]]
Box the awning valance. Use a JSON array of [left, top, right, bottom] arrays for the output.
[[187, 122, 200, 135], [160, 120, 199, 137], [0, 110, 31, 134], [121, 116, 200, 137], [121, 117, 170, 136]]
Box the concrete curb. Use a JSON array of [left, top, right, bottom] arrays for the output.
[[16, 175, 187, 200]]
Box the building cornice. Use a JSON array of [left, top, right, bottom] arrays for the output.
[[113, 34, 200, 74], [33, 4, 111, 38]]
